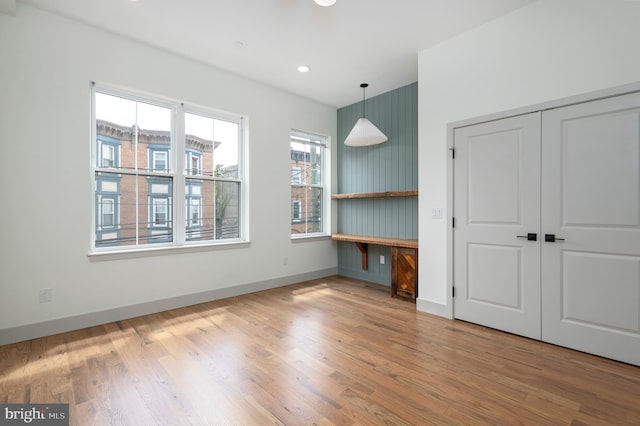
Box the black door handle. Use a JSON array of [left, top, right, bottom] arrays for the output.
[[545, 234, 565, 242], [517, 233, 537, 241]]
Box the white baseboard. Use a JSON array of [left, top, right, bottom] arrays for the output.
[[416, 297, 452, 319], [0, 268, 337, 346]]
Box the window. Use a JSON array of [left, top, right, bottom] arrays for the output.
[[290, 129, 328, 236], [97, 137, 119, 168], [292, 200, 301, 221], [102, 145, 115, 168], [186, 151, 201, 175], [92, 84, 245, 252], [153, 198, 168, 226], [190, 199, 201, 225], [152, 150, 169, 172], [102, 199, 115, 227], [291, 167, 301, 184]]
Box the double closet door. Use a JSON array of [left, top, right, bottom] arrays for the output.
[[453, 92, 640, 366]]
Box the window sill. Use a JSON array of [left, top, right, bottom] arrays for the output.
[[88, 240, 251, 262], [290, 234, 332, 243]]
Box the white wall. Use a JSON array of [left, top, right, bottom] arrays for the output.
[[0, 4, 337, 343], [417, 0, 640, 316]]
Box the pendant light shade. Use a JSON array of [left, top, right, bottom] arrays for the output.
[[344, 83, 388, 147], [314, 0, 336, 6]]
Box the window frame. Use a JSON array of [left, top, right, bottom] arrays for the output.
[[90, 83, 248, 255], [290, 129, 330, 238]]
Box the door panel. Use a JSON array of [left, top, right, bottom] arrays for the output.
[[562, 110, 640, 227], [468, 244, 522, 309], [563, 251, 640, 332], [467, 128, 523, 224], [454, 113, 541, 339], [541, 92, 640, 366]]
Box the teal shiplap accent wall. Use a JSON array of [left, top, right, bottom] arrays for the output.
[[336, 82, 418, 285]]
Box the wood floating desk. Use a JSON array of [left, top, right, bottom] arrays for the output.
[[331, 233, 418, 301]]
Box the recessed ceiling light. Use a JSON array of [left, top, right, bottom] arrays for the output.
[[298, 65, 310, 73], [314, 0, 336, 6]]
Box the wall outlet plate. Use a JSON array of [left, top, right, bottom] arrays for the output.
[[39, 288, 52, 303]]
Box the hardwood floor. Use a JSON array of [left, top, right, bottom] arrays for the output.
[[1, 275, 639, 425]]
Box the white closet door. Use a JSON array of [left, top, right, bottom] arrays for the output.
[[453, 113, 542, 339], [541, 92, 640, 366]]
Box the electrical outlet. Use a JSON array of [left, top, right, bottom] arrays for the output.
[[39, 288, 52, 303], [283, 256, 288, 266], [380, 255, 385, 265]]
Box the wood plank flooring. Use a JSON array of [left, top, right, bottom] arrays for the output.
[[1, 275, 639, 425]]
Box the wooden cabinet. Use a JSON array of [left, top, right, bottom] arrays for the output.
[[391, 247, 417, 301]]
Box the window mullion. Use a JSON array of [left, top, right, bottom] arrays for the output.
[[174, 104, 186, 245]]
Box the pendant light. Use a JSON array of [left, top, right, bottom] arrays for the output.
[[314, 0, 336, 6], [344, 83, 388, 147]]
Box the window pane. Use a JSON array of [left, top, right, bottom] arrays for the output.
[[96, 92, 171, 172], [185, 113, 239, 179], [185, 113, 214, 176], [214, 119, 239, 179], [290, 131, 326, 236], [291, 187, 323, 234], [309, 144, 322, 185], [308, 187, 323, 233], [215, 180, 240, 239], [185, 179, 213, 242], [148, 176, 173, 244], [94, 174, 173, 247], [290, 141, 308, 185]]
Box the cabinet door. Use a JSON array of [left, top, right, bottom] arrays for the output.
[[541, 92, 640, 366], [392, 247, 417, 300], [453, 112, 542, 340]]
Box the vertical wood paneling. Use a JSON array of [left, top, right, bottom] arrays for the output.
[[336, 83, 418, 284]]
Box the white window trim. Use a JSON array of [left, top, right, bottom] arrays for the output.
[[90, 82, 249, 257], [290, 128, 330, 239]]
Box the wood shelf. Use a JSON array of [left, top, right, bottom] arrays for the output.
[[331, 190, 418, 200], [332, 234, 418, 274]]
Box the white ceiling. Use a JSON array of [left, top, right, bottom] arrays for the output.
[[18, 0, 536, 107]]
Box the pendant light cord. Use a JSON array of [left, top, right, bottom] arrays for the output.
[[361, 83, 368, 119]]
